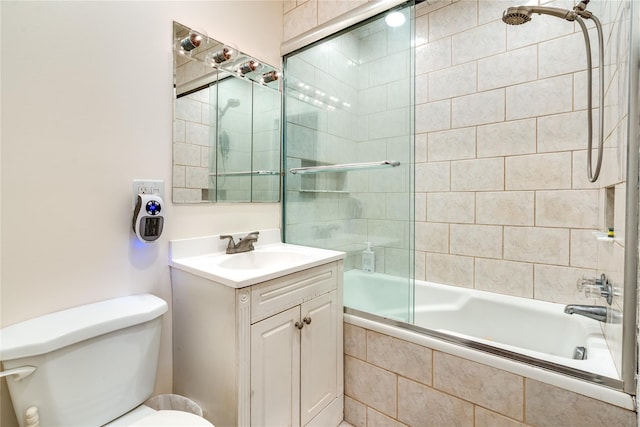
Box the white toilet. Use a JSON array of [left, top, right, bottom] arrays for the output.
[[0, 294, 214, 427]]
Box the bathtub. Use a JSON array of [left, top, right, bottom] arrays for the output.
[[343, 269, 632, 408]]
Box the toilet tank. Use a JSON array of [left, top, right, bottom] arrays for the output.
[[0, 294, 168, 427]]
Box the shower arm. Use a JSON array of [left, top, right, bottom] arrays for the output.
[[575, 13, 605, 182]]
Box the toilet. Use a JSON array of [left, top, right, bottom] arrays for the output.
[[0, 294, 214, 427]]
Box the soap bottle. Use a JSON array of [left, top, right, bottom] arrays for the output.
[[362, 242, 375, 273]]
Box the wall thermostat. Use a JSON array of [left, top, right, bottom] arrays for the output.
[[132, 194, 164, 243]]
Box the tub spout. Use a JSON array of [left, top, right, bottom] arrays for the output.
[[564, 305, 608, 322]]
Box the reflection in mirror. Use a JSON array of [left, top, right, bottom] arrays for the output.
[[173, 21, 282, 203]]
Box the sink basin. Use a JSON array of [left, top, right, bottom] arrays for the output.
[[218, 250, 310, 270], [169, 230, 345, 288]]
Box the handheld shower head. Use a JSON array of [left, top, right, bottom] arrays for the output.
[[502, 5, 577, 25], [219, 98, 241, 118], [502, 6, 532, 25]]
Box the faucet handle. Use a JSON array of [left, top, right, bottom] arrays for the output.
[[220, 235, 236, 249]]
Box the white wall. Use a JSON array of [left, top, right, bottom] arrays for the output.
[[0, 1, 283, 425]]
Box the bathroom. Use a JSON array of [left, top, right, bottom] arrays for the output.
[[1, 0, 638, 426]]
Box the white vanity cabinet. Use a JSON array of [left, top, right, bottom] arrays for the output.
[[171, 259, 344, 427]]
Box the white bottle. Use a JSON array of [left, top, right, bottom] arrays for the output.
[[362, 242, 375, 273]]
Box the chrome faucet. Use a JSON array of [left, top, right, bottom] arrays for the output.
[[220, 231, 259, 254], [564, 305, 608, 322]]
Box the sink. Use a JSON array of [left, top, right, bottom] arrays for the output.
[[169, 229, 345, 288], [218, 250, 310, 270]]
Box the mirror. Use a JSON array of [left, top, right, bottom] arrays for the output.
[[173, 21, 282, 203]]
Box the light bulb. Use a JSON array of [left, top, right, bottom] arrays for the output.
[[208, 46, 238, 65], [180, 32, 203, 52], [385, 11, 406, 27], [261, 70, 281, 84], [237, 60, 263, 75]]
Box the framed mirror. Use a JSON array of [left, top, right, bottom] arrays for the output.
[[173, 21, 282, 203]]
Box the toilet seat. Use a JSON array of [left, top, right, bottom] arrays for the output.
[[129, 410, 214, 426], [105, 406, 214, 427]]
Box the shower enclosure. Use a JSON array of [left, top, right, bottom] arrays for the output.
[[282, 0, 637, 395], [283, 3, 415, 321]]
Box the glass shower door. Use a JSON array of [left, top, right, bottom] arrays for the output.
[[283, 4, 415, 322]]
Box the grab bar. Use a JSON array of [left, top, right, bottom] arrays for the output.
[[289, 160, 400, 175], [208, 170, 280, 177]]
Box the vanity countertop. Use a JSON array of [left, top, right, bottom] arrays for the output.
[[169, 229, 345, 288]]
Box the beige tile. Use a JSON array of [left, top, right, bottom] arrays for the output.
[[475, 258, 533, 298], [415, 192, 427, 222], [416, 222, 449, 253], [451, 158, 504, 191], [415, 250, 426, 282], [427, 192, 475, 223], [344, 356, 397, 418], [344, 396, 366, 427], [426, 253, 474, 288], [570, 229, 598, 269], [537, 111, 591, 152], [506, 75, 573, 120], [477, 119, 536, 158], [433, 352, 524, 420], [344, 323, 366, 359], [317, 0, 367, 25], [416, 100, 451, 133], [478, 46, 537, 92], [505, 152, 572, 190], [450, 224, 502, 258], [476, 191, 534, 226], [535, 190, 599, 229], [427, 127, 476, 162], [415, 37, 451, 74], [366, 408, 407, 427], [452, 88, 505, 128], [475, 407, 527, 427], [452, 20, 505, 65], [367, 331, 432, 386], [504, 227, 569, 265], [429, 62, 477, 101], [525, 380, 636, 427], [534, 264, 597, 304], [397, 377, 473, 427], [283, 0, 318, 41], [428, 0, 477, 40], [539, 32, 591, 78], [416, 162, 450, 192]]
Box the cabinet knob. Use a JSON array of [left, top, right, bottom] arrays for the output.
[[303, 316, 312, 325], [295, 321, 304, 330]]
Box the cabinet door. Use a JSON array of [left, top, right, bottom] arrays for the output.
[[251, 306, 301, 427], [300, 291, 338, 426]]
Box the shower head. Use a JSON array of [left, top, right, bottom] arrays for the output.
[[502, 5, 577, 25], [219, 98, 241, 118]]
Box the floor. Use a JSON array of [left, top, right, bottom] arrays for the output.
[[339, 422, 354, 427]]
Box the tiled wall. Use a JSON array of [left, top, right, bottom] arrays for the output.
[[410, 0, 630, 314], [343, 322, 636, 427]]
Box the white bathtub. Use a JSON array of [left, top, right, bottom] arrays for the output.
[[343, 269, 619, 380]]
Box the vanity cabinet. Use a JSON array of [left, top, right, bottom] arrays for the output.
[[171, 260, 344, 427]]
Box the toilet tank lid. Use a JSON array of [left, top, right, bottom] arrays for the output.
[[0, 294, 168, 361]]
